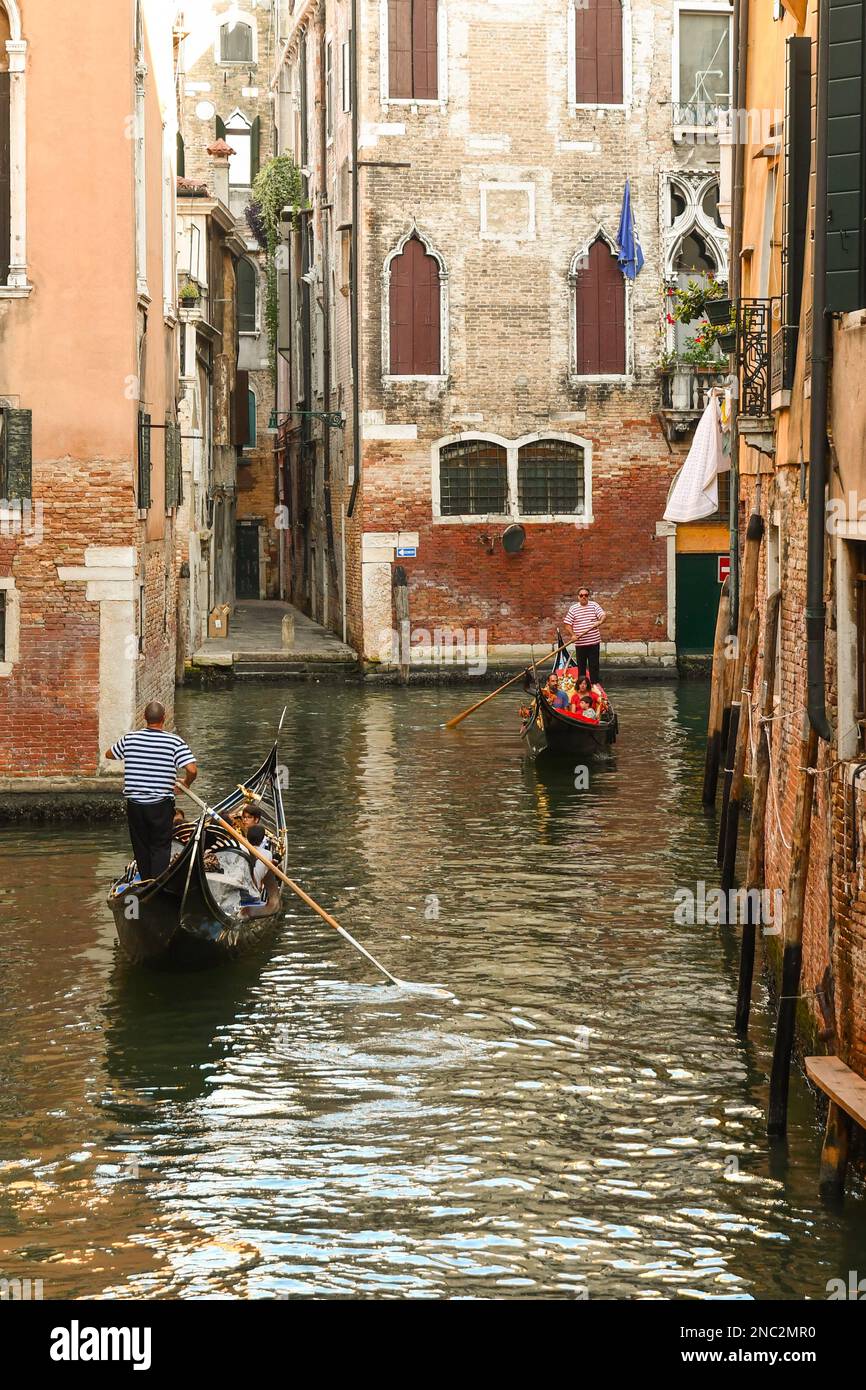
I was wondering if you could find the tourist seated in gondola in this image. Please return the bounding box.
[239,802,272,850]
[579,695,600,722]
[239,824,279,919]
[544,672,571,711]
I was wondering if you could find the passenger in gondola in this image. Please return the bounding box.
[240,803,272,852]
[579,695,600,722]
[239,824,279,919]
[544,672,571,711]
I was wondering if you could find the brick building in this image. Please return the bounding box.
[176,0,281,637]
[734,0,866,1085]
[272,0,733,666]
[0,0,181,785]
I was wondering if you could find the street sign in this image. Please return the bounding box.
[718,554,730,583]
[396,546,417,558]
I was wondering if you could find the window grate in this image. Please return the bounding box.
[517,440,584,515]
[440,440,508,516]
[0,590,5,663]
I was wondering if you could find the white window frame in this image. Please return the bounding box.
[382,223,449,383]
[566,0,632,113]
[0,1,28,295]
[342,39,352,113]
[379,0,448,110]
[215,9,258,66]
[237,255,260,335]
[432,431,594,526]
[479,182,536,243]
[246,383,257,449]
[672,2,734,136]
[225,108,253,187]
[568,228,633,383]
[326,38,334,144]
[0,575,20,676]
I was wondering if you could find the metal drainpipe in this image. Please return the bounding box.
[728,0,749,633]
[346,0,361,519]
[806,0,833,742]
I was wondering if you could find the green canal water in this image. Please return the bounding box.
[1,681,864,1300]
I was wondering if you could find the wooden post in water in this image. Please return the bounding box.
[393,566,410,685]
[819,1102,851,1196]
[718,511,765,864]
[736,589,781,1033]
[767,720,819,1136]
[720,607,760,893]
[702,578,731,807]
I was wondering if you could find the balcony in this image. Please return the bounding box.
[659,364,729,441]
[671,100,730,145]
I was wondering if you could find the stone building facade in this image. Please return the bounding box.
[177,0,280,632]
[736,0,866,1080]
[273,0,733,666]
[0,0,181,787]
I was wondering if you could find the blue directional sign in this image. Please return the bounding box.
[396,546,417,558]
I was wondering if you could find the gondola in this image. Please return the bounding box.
[520,633,619,757]
[108,742,287,970]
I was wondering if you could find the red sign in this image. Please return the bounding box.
[718,555,731,583]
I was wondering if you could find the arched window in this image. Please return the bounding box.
[574,0,623,105]
[0,0,27,293]
[439,439,508,517]
[518,439,585,516]
[238,257,257,333]
[221,18,254,63]
[573,237,626,375]
[224,110,253,186]
[388,233,442,376]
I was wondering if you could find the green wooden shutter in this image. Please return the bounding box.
[165,420,181,510]
[4,408,32,500]
[781,37,812,387]
[137,410,152,510]
[250,116,261,180]
[216,114,226,142]
[826,0,866,313]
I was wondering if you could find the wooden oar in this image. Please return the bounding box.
[443,642,571,729]
[175,782,451,997]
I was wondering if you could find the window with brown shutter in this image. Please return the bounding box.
[575,0,623,105]
[574,238,626,375]
[389,235,441,376]
[388,0,438,100]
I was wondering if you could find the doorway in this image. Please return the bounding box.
[236,522,261,600]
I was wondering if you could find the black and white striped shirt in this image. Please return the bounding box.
[110,729,196,804]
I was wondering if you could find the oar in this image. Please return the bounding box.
[443,642,572,730]
[175,781,451,998]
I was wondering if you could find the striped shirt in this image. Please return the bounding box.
[564,600,605,646]
[110,729,196,803]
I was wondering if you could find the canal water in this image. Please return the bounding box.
[1,681,864,1301]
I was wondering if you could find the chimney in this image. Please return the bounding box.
[207,139,235,207]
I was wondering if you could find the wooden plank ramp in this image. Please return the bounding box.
[805,1056,866,1196]
[805,1056,866,1127]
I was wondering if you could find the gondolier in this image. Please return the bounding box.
[105,701,198,882]
[564,587,606,684]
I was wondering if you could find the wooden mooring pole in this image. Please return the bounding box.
[702,578,731,807]
[718,511,765,865]
[735,589,781,1033]
[720,606,760,893]
[767,720,819,1137]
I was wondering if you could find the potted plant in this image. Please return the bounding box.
[179,281,200,307]
[670,276,729,325]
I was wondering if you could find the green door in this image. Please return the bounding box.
[236,523,260,600]
[676,553,725,653]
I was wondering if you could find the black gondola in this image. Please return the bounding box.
[520,633,619,757]
[108,742,287,970]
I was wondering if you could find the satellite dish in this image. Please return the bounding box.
[502,524,526,554]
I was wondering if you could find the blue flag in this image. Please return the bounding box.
[616,179,644,281]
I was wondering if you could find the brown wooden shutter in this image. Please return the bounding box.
[575,0,623,105]
[413,0,439,100]
[0,73,10,282]
[388,0,413,98]
[250,116,261,180]
[390,236,440,375]
[575,239,625,374]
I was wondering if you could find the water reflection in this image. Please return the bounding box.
[0,681,864,1299]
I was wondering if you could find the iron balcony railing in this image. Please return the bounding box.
[738,298,778,418]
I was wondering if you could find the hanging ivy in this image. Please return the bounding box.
[247,155,304,383]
